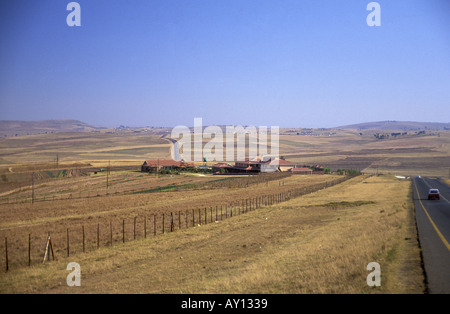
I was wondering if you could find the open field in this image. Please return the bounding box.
[279,129,450,177]
[0,127,444,293]
[0,172,344,270]
[2,128,449,177]
[0,130,171,167]
[0,174,424,293]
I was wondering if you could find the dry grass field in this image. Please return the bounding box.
[0,172,341,270]
[0,127,444,293]
[0,174,424,293]
[2,128,450,177]
[0,130,171,167]
[280,129,450,178]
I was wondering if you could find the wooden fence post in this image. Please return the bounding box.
[110,221,113,247]
[144,216,147,239]
[97,224,100,249]
[42,232,55,263]
[134,217,137,240]
[67,228,70,257]
[162,214,165,234]
[123,219,125,243]
[28,234,31,266]
[82,226,85,253]
[5,237,8,272]
[154,214,156,236]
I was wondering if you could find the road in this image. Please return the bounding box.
[164,137,181,161]
[413,177,450,293]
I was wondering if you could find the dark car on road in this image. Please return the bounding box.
[428,189,440,200]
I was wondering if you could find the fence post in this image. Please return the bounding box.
[123,219,125,243]
[97,224,100,249]
[82,226,85,253]
[67,228,70,257]
[162,214,165,234]
[28,234,31,266]
[110,221,113,247]
[144,216,147,239]
[154,215,156,236]
[5,237,8,272]
[134,217,137,240]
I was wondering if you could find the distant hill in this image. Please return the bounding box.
[0,119,103,137]
[336,121,450,131]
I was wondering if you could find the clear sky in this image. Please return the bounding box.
[0,0,449,128]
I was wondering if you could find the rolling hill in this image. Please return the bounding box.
[336,121,450,131]
[0,119,103,137]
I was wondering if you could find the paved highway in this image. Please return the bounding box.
[413,177,450,293]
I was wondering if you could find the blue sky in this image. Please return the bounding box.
[0,0,449,128]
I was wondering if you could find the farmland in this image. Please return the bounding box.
[0,170,344,270]
[1,126,448,293]
[0,174,424,294]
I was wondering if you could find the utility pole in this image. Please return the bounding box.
[106,160,110,189]
[31,172,35,204]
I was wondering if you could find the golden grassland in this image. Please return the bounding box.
[0,173,341,270]
[0,131,171,168]
[281,130,450,177]
[0,174,424,293]
[1,129,450,177]
[0,128,441,293]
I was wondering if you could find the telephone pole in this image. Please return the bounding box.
[31,172,35,204]
[106,160,110,189]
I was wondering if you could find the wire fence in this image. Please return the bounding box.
[1,175,356,272]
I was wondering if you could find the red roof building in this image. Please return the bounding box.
[141,160,195,172]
